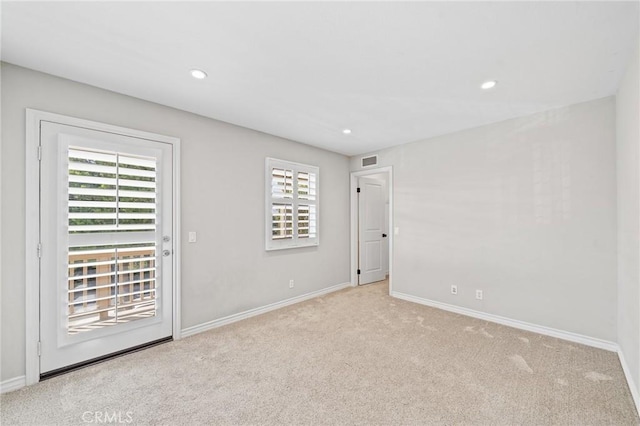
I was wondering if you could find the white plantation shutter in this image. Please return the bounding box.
[68,148,157,233]
[66,147,159,333]
[271,168,294,199]
[266,158,319,250]
[271,203,294,239]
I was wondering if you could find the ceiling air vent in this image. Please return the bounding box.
[361,155,378,168]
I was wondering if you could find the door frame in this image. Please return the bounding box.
[350,166,393,292]
[25,109,182,385]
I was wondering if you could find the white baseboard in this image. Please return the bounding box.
[391,291,618,352]
[618,348,640,415]
[1,375,26,394]
[181,282,352,338]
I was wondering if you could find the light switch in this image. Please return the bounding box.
[394,227,399,236]
[188,232,197,243]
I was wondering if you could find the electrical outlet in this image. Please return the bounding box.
[451,285,458,295]
[289,279,295,289]
[476,290,483,300]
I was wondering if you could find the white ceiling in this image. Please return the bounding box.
[2,1,638,156]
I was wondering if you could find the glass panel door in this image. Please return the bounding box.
[40,121,173,374]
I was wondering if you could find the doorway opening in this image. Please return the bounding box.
[350,166,393,293]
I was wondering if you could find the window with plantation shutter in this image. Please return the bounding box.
[66,147,159,333]
[68,148,157,233]
[266,158,319,250]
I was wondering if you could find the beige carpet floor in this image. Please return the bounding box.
[2,280,639,425]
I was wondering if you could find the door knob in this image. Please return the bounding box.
[382,233,387,238]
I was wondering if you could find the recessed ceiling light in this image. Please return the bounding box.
[190,69,207,80]
[481,80,497,90]
[342,129,352,135]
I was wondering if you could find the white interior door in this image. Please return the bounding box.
[358,177,386,285]
[39,121,174,374]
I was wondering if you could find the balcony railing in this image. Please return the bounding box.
[67,246,157,335]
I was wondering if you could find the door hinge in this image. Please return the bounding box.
[37,146,42,161]
[357,269,361,275]
[37,243,42,258]
[37,341,41,357]
[357,187,361,193]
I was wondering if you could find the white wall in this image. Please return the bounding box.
[616,38,640,399]
[351,97,617,341]
[0,63,351,382]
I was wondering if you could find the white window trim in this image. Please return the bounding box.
[265,157,319,251]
